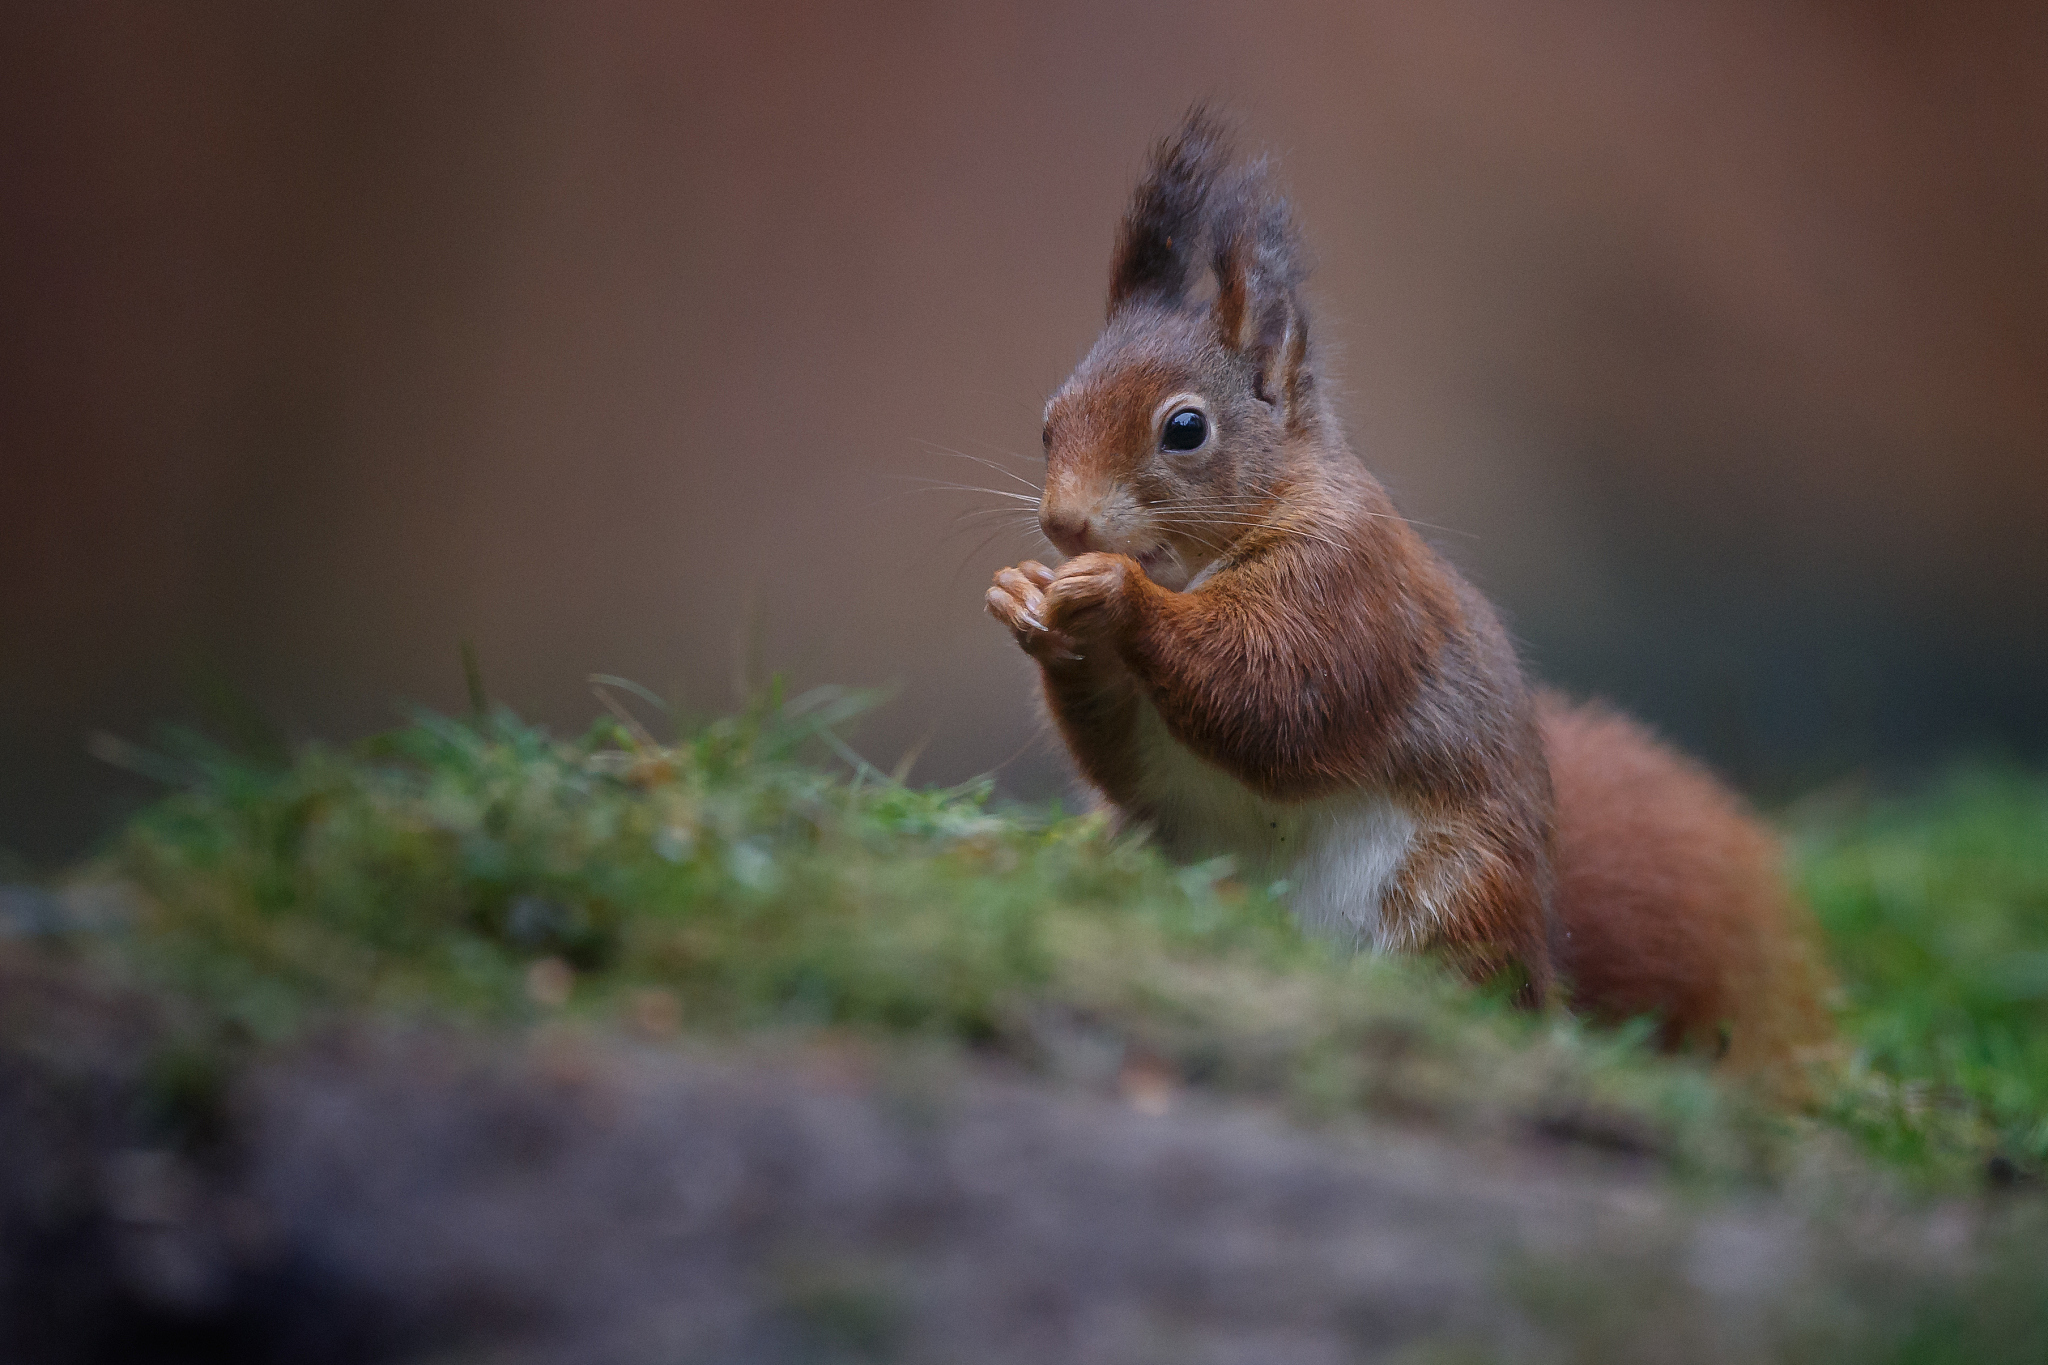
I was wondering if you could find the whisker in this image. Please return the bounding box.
[1152,489,1401,516]
[884,475,1040,496]
[880,477,1042,505]
[931,528,1039,559]
[1146,516,1356,555]
[911,441,1045,494]
[862,490,1025,518]
[1396,518,1478,541]
[1148,502,1475,541]
[1161,499,1275,506]
[975,718,1056,779]
[947,501,1043,518]
[959,435,1045,469]
[1149,514,1345,537]
[949,507,1044,529]
[951,524,1032,585]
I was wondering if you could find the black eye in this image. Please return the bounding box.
[1161,407,1207,452]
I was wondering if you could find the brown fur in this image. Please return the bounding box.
[986,110,1832,1093]
[1543,695,1836,1093]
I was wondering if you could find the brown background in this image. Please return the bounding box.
[4,1,2046,867]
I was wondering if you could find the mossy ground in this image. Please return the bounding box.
[89,688,1767,1175]
[69,689,2048,1187]
[1791,767,2048,1181]
[21,689,2048,1360]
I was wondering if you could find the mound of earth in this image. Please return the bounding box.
[0,945,2024,1365]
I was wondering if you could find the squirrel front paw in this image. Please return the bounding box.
[987,560,1081,663]
[1041,552,1138,642]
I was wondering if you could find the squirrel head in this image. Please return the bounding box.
[1039,109,1321,590]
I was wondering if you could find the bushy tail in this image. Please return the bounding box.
[1540,694,1838,1103]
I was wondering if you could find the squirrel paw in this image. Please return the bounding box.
[987,561,1081,663]
[1042,552,1135,640]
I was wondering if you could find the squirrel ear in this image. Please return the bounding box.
[1211,171,1314,428]
[1107,107,1233,315]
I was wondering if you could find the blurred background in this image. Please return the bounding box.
[4,0,2045,868]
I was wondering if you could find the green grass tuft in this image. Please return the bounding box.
[39,694,2048,1358]
[1793,767,2048,1178]
[94,692,1773,1177]
[71,690,2048,1188]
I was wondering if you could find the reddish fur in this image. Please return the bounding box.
[1016,355,1557,995]
[986,111,1832,1094]
[1543,696,1835,1093]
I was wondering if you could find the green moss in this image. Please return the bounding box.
[1793,767,2048,1177]
[50,698,2048,1357]
[93,692,1768,1177]
[81,687,2048,1188]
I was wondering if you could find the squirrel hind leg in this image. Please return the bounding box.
[1539,694,1836,1103]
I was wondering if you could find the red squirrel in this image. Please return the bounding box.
[985,112,1832,1091]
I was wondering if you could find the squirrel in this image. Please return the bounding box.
[985,110,1832,1093]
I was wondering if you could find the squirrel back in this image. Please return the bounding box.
[986,110,1831,1092]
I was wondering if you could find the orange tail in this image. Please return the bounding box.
[1540,694,1836,1100]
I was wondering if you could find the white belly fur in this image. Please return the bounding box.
[1129,698,1416,950]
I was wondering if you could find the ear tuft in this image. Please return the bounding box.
[1107,106,1235,316]
[1210,162,1315,426]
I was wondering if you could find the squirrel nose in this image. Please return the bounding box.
[1041,508,1096,556]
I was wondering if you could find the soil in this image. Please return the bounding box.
[0,945,1994,1364]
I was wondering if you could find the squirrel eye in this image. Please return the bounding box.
[1160,407,1207,452]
